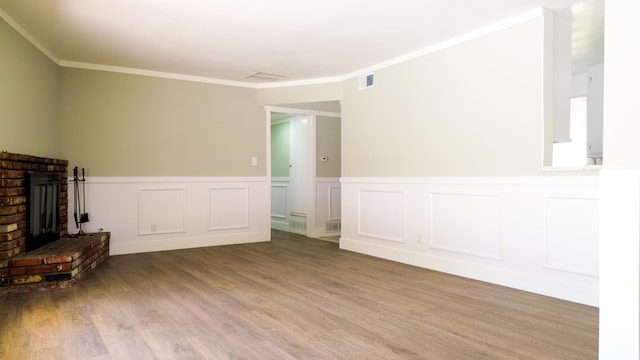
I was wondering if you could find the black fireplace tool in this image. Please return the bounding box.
[73,166,89,234]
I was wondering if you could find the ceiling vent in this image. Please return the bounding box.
[247,72,289,81]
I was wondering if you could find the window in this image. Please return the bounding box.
[552,97,588,166]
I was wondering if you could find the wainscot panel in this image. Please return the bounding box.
[271,177,342,238]
[340,176,599,306]
[271,178,289,232]
[314,178,341,238]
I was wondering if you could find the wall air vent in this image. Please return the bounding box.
[358,73,375,90]
[247,72,289,81]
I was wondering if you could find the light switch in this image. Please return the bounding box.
[251,157,257,166]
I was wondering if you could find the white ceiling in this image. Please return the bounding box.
[0,0,603,89]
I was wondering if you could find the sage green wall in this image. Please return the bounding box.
[57,68,264,176]
[0,17,59,158]
[258,82,342,106]
[316,116,341,178]
[271,121,290,177]
[341,18,546,177]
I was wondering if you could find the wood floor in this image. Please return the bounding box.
[0,230,598,359]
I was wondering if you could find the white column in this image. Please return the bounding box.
[599,170,640,359]
[599,0,640,358]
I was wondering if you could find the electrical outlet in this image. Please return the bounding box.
[417,233,423,244]
[150,224,158,233]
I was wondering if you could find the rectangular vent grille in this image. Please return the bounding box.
[325,220,341,233]
[247,72,289,81]
[289,213,307,231]
[358,73,375,90]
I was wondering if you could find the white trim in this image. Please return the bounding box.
[254,76,345,89]
[110,231,269,255]
[316,177,341,182]
[308,114,319,238]
[73,176,267,184]
[266,106,341,118]
[341,176,599,186]
[265,108,272,240]
[342,9,543,81]
[58,62,344,89]
[0,8,60,64]
[538,165,602,172]
[60,61,255,88]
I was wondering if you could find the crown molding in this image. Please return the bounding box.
[0,8,60,64]
[4,8,543,90]
[58,60,256,88]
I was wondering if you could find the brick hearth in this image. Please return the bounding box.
[0,151,109,292]
[8,232,110,292]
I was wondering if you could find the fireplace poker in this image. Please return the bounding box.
[73,166,89,234]
[73,166,79,229]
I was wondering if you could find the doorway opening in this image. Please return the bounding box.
[266,105,341,241]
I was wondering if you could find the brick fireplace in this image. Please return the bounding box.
[0,152,109,292]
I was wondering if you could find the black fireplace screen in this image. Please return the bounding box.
[26,173,60,252]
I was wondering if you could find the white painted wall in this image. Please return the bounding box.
[572,72,588,97]
[68,177,270,255]
[340,176,599,306]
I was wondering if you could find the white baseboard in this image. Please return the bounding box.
[340,236,598,306]
[270,221,290,232]
[110,231,270,255]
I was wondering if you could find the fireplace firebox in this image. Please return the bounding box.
[26,173,60,252]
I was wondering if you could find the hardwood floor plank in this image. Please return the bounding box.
[0,229,598,359]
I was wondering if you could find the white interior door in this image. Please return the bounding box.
[288,115,313,218]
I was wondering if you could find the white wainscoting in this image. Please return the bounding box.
[430,192,503,260]
[544,195,599,276]
[358,189,405,243]
[68,177,269,255]
[271,177,342,238]
[208,186,250,231]
[271,178,290,232]
[340,176,600,306]
[315,178,341,238]
[138,187,187,235]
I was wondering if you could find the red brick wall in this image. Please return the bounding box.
[0,152,68,283]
